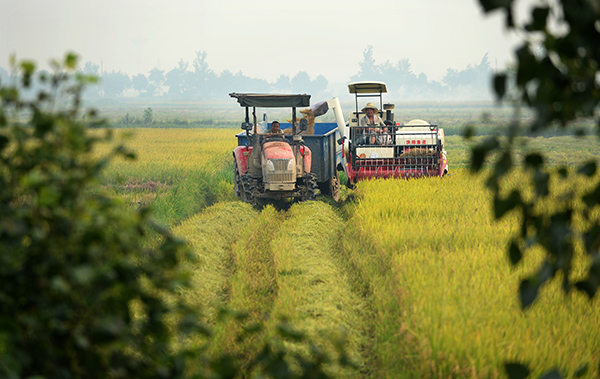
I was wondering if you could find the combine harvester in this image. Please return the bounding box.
[343,81,448,187]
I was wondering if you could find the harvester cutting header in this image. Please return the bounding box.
[342,81,448,186]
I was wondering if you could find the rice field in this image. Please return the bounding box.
[96,127,599,378]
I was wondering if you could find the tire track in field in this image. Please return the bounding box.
[172,201,258,323]
[181,199,370,377]
[265,201,369,378]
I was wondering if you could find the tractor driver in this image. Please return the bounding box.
[359,103,387,145]
[268,121,283,134]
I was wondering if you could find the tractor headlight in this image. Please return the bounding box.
[266,160,275,172]
[287,159,294,171]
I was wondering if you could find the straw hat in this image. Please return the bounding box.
[361,102,378,113]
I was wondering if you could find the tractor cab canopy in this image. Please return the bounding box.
[348,81,387,114]
[229,93,311,136]
[229,93,310,108]
[348,81,387,94]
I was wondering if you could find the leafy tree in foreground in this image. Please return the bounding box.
[473,1,599,377]
[0,53,201,378]
[0,54,353,379]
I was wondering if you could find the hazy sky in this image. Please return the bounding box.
[2,0,529,84]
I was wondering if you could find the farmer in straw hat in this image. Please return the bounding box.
[359,102,388,145]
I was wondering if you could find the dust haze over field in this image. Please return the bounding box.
[2,0,532,86]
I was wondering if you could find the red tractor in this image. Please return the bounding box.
[231,93,318,205]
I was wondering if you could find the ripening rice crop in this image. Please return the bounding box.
[342,169,600,378]
[92,128,238,224]
[92,127,600,377]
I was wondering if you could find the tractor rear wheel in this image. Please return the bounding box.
[301,173,318,202]
[240,175,256,206]
[234,160,241,199]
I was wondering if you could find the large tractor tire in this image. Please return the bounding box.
[240,175,256,206]
[318,173,341,202]
[301,173,318,202]
[234,160,241,199]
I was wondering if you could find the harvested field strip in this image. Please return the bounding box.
[172,201,257,323]
[189,201,369,377]
[207,205,281,368]
[264,201,369,378]
[344,171,600,378]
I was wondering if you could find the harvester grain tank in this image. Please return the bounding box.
[343,81,448,186]
[230,93,346,204]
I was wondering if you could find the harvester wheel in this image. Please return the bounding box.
[329,173,341,202]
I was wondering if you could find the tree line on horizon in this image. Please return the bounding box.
[0,46,495,102]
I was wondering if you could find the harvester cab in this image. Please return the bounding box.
[344,81,448,186]
[230,93,318,205]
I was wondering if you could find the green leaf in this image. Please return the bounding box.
[20,60,36,87]
[574,363,589,377]
[0,108,6,126]
[51,276,72,294]
[516,46,538,86]
[533,170,550,197]
[538,369,562,379]
[557,166,568,178]
[494,150,513,177]
[519,278,539,309]
[524,153,544,170]
[0,135,8,152]
[478,0,513,13]
[65,52,78,70]
[493,73,507,99]
[582,182,600,207]
[577,160,597,177]
[470,136,499,173]
[38,185,60,207]
[276,321,305,342]
[463,125,475,140]
[525,7,550,31]
[508,240,523,265]
[575,279,598,298]
[575,254,600,298]
[583,224,600,253]
[504,362,530,379]
[494,190,522,219]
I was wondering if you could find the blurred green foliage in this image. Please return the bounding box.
[0,54,351,379]
[474,1,600,377]
[0,53,203,378]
